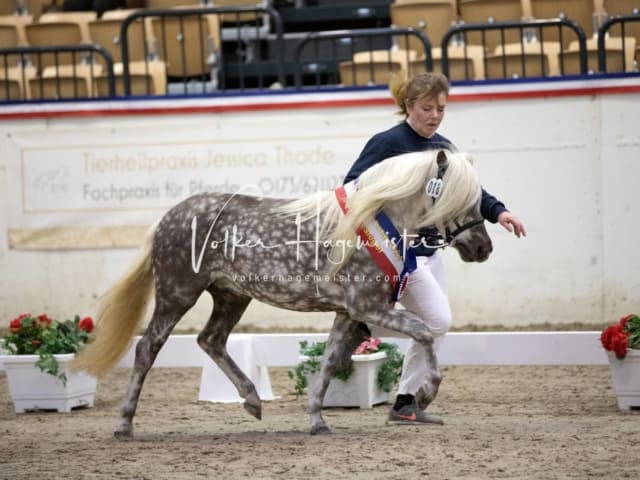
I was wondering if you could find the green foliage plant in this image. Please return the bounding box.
[288,338,404,397]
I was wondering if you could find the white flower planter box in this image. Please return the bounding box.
[1,353,97,413]
[607,349,640,410]
[304,351,391,409]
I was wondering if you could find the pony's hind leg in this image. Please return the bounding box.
[116,295,199,438]
[196,287,260,419]
[308,312,362,435]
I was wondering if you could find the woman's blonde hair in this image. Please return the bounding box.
[389,71,450,116]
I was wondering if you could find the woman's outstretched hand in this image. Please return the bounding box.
[498,211,526,238]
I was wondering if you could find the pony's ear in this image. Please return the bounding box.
[436,150,449,170]
[427,151,448,199]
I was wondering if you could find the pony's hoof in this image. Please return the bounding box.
[113,429,133,440]
[415,388,431,410]
[243,400,262,420]
[310,425,332,435]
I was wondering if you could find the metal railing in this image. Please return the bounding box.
[120,5,285,95]
[292,27,432,88]
[441,18,588,80]
[0,44,115,101]
[598,13,640,73]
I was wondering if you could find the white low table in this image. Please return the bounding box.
[198,334,276,402]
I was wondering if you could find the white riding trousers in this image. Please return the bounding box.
[396,252,451,395]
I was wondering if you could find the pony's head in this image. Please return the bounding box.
[441,193,493,262]
[417,150,493,263]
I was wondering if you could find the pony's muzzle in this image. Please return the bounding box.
[452,236,493,262]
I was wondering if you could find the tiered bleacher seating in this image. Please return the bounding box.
[386,0,483,81]
[390,0,458,52]
[562,35,636,74]
[95,59,166,95]
[0,0,638,100]
[38,10,96,42]
[88,12,149,66]
[412,43,485,80]
[25,17,86,70]
[458,0,528,52]
[29,63,102,99]
[0,64,36,100]
[338,48,416,86]
[20,11,109,99]
[89,10,166,95]
[484,39,561,78]
[0,14,32,48]
[151,14,213,79]
[530,0,598,43]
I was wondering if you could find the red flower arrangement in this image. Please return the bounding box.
[2,313,94,384]
[601,313,640,359]
[354,337,382,355]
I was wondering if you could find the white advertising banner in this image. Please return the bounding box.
[8,131,363,223]
[5,111,389,248]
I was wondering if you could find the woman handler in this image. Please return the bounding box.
[344,72,526,424]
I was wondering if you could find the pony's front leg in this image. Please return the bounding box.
[308,313,361,435]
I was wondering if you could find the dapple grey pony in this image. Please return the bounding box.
[72,149,492,436]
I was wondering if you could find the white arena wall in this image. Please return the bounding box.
[0,77,639,332]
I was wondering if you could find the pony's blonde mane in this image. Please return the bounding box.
[279,150,480,270]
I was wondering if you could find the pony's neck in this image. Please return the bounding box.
[382,189,429,236]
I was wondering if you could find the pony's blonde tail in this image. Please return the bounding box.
[71,222,157,377]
